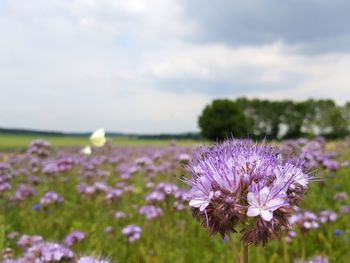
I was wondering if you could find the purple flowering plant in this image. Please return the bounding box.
[187,139,311,262]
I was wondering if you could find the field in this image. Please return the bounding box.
[1,135,350,263]
[0,134,201,152]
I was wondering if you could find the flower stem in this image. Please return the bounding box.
[228,234,241,263]
[243,244,248,263]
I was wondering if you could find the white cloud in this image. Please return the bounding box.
[142,41,350,103]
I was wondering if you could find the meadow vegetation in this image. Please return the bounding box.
[0,136,349,262]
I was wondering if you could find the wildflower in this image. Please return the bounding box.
[23,242,74,262]
[334,229,343,236]
[7,232,19,240]
[187,139,310,246]
[77,256,110,263]
[0,182,11,192]
[122,225,142,243]
[294,255,328,263]
[339,205,350,214]
[2,248,13,260]
[247,187,285,221]
[318,210,337,223]
[12,184,36,202]
[63,231,86,247]
[32,203,41,211]
[139,205,163,220]
[334,192,348,201]
[105,189,123,203]
[17,235,43,250]
[105,226,114,234]
[114,211,127,219]
[27,139,51,158]
[40,191,64,206]
[178,153,191,164]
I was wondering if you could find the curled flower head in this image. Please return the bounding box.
[187,139,310,246]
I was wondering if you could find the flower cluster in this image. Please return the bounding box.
[122,225,142,243]
[63,231,86,247]
[5,234,110,263]
[27,139,51,158]
[40,191,64,206]
[187,139,310,246]
[284,208,338,242]
[280,138,339,171]
[139,205,163,220]
[294,255,328,263]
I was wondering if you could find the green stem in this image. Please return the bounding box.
[228,234,241,263]
[301,232,305,259]
[243,244,248,263]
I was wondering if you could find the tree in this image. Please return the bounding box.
[311,99,347,138]
[237,98,286,139]
[340,102,350,133]
[198,99,252,140]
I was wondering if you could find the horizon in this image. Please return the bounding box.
[0,125,199,135]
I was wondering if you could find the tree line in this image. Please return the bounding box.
[198,98,350,140]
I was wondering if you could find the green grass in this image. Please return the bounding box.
[0,134,205,152]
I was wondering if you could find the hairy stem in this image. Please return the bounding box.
[243,244,248,263]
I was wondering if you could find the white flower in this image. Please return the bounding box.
[247,187,285,221]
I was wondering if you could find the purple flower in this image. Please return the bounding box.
[40,191,64,206]
[105,189,123,202]
[24,242,74,262]
[294,256,328,263]
[63,230,86,247]
[32,203,41,211]
[114,211,127,219]
[77,256,110,263]
[12,184,36,201]
[340,205,350,214]
[139,205,163,220]
[146,191,165,202]
[334,192,348,201]
[17,234,43,250]
[27,139,51,158]
[334,229,343,236]
[0,182,12,192]
[188,176,213,212]
[187,139,310,246]
[122,225,142,243]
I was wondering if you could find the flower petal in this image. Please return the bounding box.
[266,197,285,211]
[247,207,260,217]
[260,209,273,221]
[189,198,209,210]
[259,187,270,204]
[247,192,258,207]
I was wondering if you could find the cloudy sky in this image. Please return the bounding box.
[1,0,350,133]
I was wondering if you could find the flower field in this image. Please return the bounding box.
[1,137,350,262]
